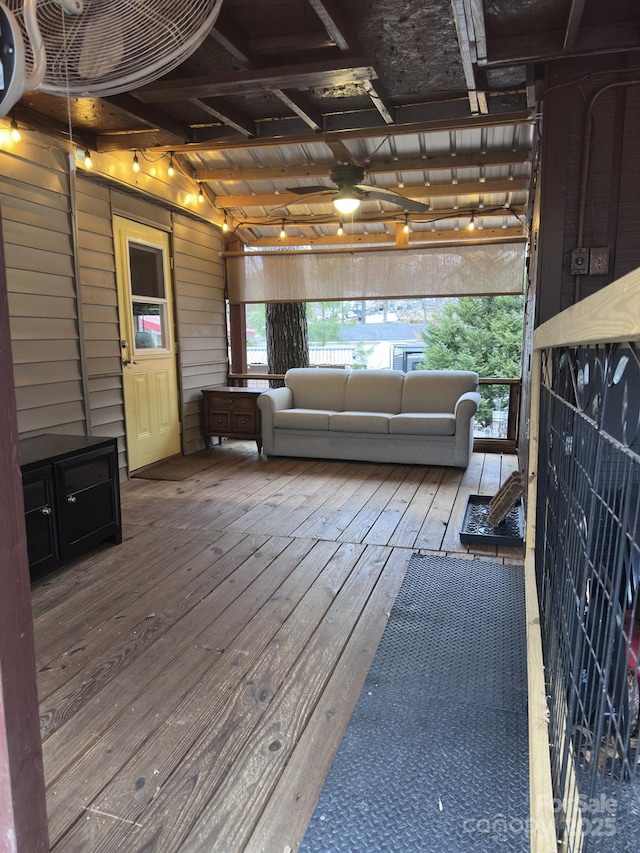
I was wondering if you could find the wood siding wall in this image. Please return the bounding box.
[0,144,86,439]
[1,147,227,475]
[172,214,227,455]
[76,179,125,472]
[536,54,640,324]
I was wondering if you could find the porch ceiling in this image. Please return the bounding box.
[10,0,640,249]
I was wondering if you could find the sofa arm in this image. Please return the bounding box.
[257,387,293,455]
[258,386,293,414]
[454,391,481,426]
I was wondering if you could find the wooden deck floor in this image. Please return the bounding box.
[32,445,524,852]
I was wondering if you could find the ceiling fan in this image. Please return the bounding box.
[285,164,431,214]
[0,0,223,117]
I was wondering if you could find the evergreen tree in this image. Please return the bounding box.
[420,296,523,427]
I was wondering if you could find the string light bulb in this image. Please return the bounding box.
[468,214,475,231]
[132,151,140,173]
[337,221,344,236]
[222,214,229,233]
[403,215,410,235]
[279,220,286,239]
[167,154,175,177]
[198,184,204,203]
[83,149,93,169]
[10,119,21,142]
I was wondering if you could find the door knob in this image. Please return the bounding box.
[122,358,139,366]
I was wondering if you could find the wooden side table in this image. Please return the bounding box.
[201,386,263,453]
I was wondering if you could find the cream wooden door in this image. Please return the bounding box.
[114,217,181,471]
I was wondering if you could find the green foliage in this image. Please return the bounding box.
[420,296,524,426]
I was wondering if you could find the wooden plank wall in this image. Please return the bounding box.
[172,213,227,455]
[76,178,126,473]
[2,146,227,471]
[0,144,86,438]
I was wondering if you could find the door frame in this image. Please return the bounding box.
[113,216,182,471]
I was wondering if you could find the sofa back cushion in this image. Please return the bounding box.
[344,369,405,413]
[285,368,349,411]
[401,370,479,413]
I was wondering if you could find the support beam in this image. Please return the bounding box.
[197,149,531,182]
[249,226,524,248]
[133,59,378,103]
[104,95,192,141]
[95,105,532,153]
[0,211,49,853]
[191,99,256,137]
[214,179,528,209]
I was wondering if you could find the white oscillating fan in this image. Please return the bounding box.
[0,0,224,117]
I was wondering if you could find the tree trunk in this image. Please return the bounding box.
[266,302,309,387]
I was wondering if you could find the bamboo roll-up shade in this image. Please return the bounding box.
[226,244,526,304]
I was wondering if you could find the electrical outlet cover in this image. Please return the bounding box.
[589,247,610,275]
[570,248,589,275]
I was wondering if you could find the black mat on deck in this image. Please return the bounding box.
[299,553,529,853]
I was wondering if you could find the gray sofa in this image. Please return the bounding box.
[257,368,481,467]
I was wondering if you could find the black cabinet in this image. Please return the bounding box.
[20,434,122,580]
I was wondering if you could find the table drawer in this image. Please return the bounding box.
[207,411,231,431]
[232,412,257,432]
[208,393,256,411]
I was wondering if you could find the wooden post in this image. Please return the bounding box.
[525,349,557,853]
[0,213,49,849]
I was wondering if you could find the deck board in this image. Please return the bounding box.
[33,447,524,852]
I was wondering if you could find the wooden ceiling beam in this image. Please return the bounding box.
[563,0,587,51]
[216,179,528,208]
[228,204,525,227]
[132,58,378,103]
[247,227,525,248]
[485,22,640,66]
[249,32,335,53]
[307,0,359,52]
[207,12,260,66]
[273,90,323,131]
[191,99,256,137]
[95,107,532,154]
[308,0,395,124]
[197,150,531,182]
[104,94,192,141]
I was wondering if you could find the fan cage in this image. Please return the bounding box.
[8,0,223,97]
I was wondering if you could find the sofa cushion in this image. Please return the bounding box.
[401,370,479,413]
[344,369,404,413]
[274,409,332,430]
[329,412,391,434]
[285,368,349,411]
[390,413,456,436]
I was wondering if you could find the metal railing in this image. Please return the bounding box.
[527,268,640,853]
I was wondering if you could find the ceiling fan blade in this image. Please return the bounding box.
[357,186,430,213]
[286,185,335,195]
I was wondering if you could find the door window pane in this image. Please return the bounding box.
[129,243,165,299]
[133,301,167,350]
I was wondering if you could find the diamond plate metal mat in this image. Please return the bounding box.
[299,553,529,853]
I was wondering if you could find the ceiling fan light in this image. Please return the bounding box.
[333,192,360,215]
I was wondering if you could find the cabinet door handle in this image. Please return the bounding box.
[67,495,77,504]
[41,506,52,515]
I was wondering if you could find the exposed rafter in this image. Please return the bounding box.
[196,150,531,183]
[132,59,378,103]
[250,226,524,248]
[214,180,528,210]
